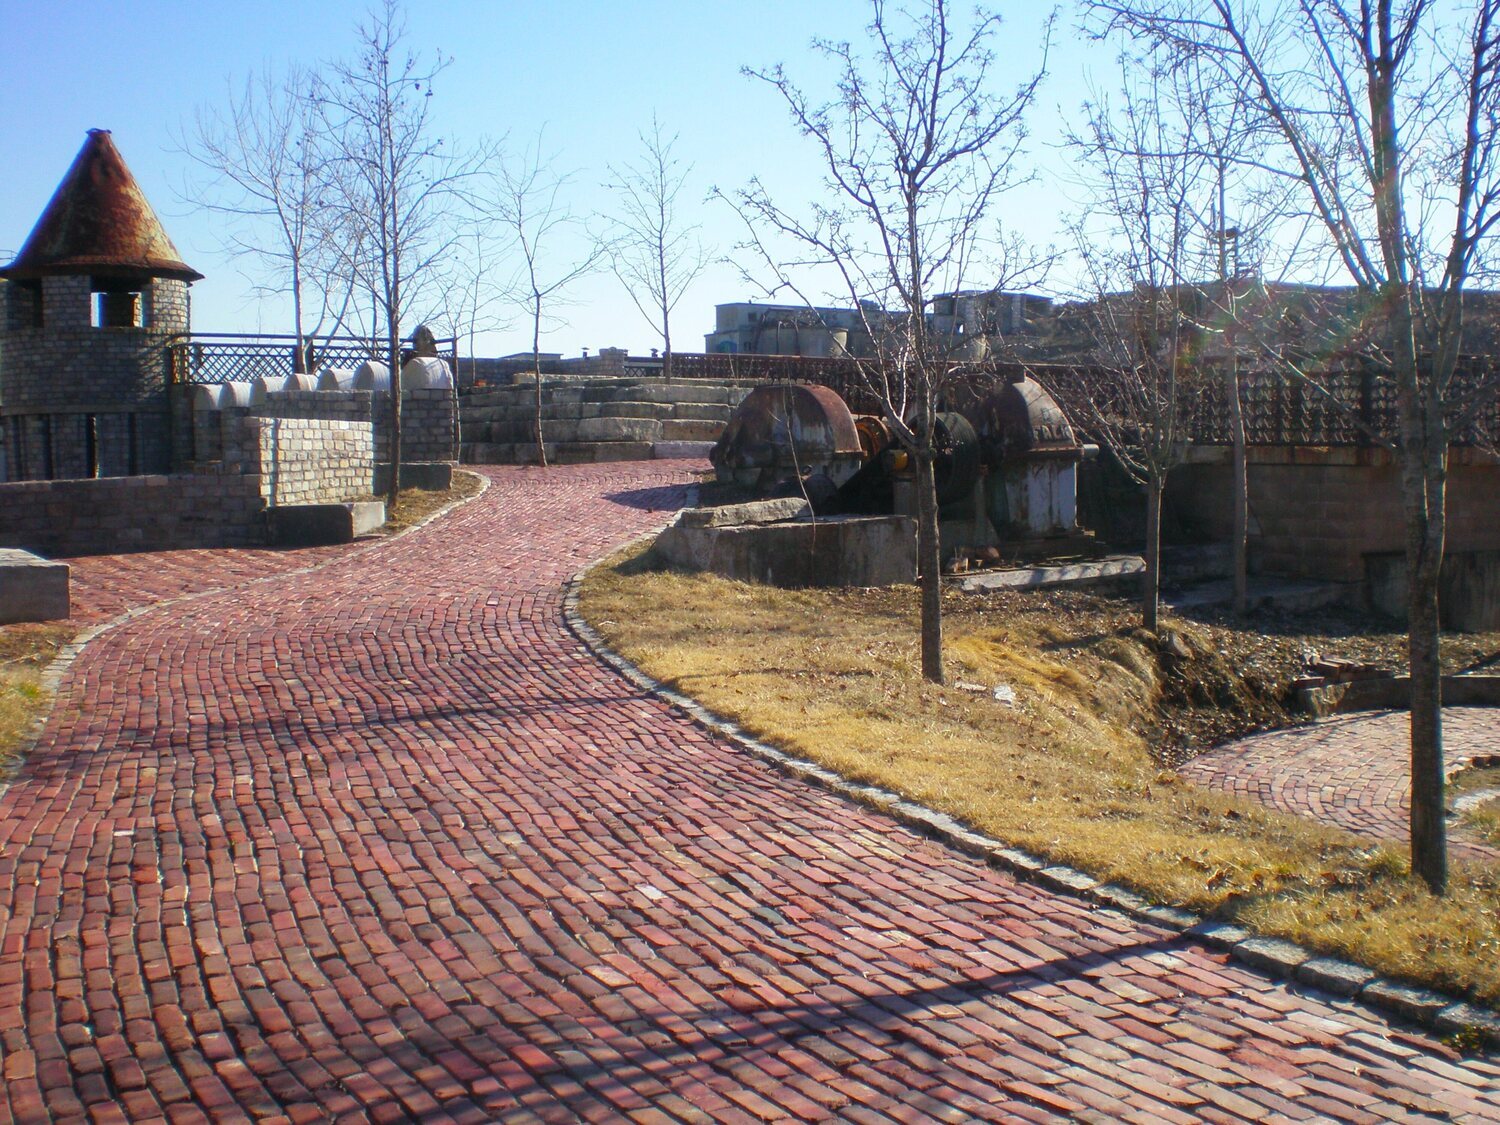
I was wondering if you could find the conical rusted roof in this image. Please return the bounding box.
[1,129,202,282]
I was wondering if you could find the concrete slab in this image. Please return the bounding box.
[680,498,811,528]
[957,554,1145,594]
[0,548,70,624]
[655,514,916,588]
[653,441,716,461]
[268,502,386,547]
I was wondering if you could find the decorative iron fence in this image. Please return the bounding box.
[656,352,1500,448]
[166,332,459,386]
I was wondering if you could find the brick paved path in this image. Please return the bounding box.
[1183,709,1500,863]
[2,464,1498,1124]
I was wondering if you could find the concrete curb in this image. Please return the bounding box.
[564,532,1500,1050]
[1,470,491,794]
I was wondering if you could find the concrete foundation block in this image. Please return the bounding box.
[0,549,70,624]
[653,441,716,461]
[659,418,726,443]
[654,515,917,588]
[268,501,386,547]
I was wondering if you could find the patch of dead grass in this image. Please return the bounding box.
[0,622,75,771]
[376,471,484,536]
[581,546,1500,1004]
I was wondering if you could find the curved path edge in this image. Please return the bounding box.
[563,551,1500,1049]
[0,472,491,798]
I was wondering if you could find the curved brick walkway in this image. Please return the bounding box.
[1183,709,1500,863]
[2,464,1498,1124]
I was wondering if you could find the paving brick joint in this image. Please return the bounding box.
[1,463,1497,1123]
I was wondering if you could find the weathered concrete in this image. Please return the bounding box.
[679,496,811,528]
[655,513,917,587]
[1297,673,1500,716]
[267,500,385,546]
[0,548,69,623]
[957,553,1145,593]
[651,440,715,460]
[1368,548,1500,631]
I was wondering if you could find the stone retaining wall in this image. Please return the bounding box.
[1169,448,1500,583]
[0,470,267,555]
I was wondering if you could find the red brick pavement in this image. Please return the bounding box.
[1183,709,1500,863]
[2,462,1497,1124]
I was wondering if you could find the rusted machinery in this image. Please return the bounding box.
[710,384,867,493]
[711,376,1093,557]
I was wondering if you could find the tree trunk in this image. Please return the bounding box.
[532,302,548,468]
[1227,359,1248,614]
[1142,475,1163,633]
[385,318,401,508]
[1402,436,1448,894]
[662,317,673,384]
[915,451,944,684]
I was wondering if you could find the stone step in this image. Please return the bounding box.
[671,402,734,422]
[659,418,726,443]
[461,441,658,465]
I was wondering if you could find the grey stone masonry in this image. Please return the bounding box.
[371,387,459,466]
[0,276,188,480]
[246,417,374,506]
[460,375,755,464]
[0,471,267,555]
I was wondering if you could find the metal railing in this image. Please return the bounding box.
[167,332,459,386]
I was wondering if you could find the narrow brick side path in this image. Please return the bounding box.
[2,464,1498,1124]
[1183,709,1500,863]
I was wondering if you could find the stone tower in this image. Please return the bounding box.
[0,129,202,481]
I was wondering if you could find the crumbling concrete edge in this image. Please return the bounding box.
[564,543,1500,1050]
[1,469,492,794]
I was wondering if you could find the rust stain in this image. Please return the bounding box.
[1,129,202,282]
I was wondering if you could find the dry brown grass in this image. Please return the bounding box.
[377,471,485,536]
[0,622,75,771]
[581,546,1500,1004]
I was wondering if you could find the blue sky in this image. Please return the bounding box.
[1,2,1082,357]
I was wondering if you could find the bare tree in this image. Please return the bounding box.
[1050,51,1275,628]
[1096,0,1500,894]
[437,224,510,388]
[488,134,606,467]
[1048,64,1210,631]
[606,115,711,382]
[728,0,1048,684]
[180,65,334,362]
[315,0,473,504]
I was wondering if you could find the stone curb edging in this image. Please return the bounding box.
[563,527,1500,1050]
[1,470,491,794]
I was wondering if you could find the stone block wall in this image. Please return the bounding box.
[1168,448,1500,582]
[240,417,374,506]
[0,276,188,481]
[0,470,267,556]
[372,387,458,465]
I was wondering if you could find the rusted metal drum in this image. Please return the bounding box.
[853,414,894,460]
[966,376,1079,464]
[711,383,867,491]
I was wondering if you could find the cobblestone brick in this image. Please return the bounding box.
[1,463,1496,1121]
